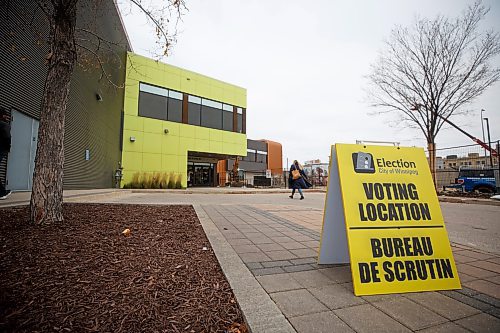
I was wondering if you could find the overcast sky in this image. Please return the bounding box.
[118,0,500,165]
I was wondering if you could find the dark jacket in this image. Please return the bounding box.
[289,164,310,189]
[0,120,11,154]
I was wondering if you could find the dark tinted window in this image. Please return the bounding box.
[188,102,201,126]
[138,91,167,120]
[244,150,256,162]
[237,113,243,133]
[201,105,222,129]
[167,98,182,122]
[256,152,267,164]
[223,110,233,131]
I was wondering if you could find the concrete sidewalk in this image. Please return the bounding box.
[1,190,499,332]
[199,204,500,333]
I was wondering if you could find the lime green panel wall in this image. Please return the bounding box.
[121,52,247,188]
[125,52,246,108]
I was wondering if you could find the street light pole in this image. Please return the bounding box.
[481,109,487,160]
[483,117,493,167]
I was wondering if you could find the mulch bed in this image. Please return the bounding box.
[0,204,246,333]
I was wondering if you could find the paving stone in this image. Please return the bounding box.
[232,244,262,254]
[334,303,410,333]
[454,253,479,263]
[372,297,447,330]
[458,250,495,260]
[239,251,271,263]
[289,311,355,333]
[223,232,246,239]
[318,265,353,283]
[257,243,285,252]
[485,275,500,285]
[227,238,253,246]
[302,240,320,248]
[283,264,315,273]
[289,235,315,242]
[256,273,302,293]
[465,279,500,299]
[252,267,285,276]
[473,292,500,308]
[270,289,328,317]
[457,287,480,297]
[417,322,470,333]
[289,248,318,258]
[404,292,480,320]
[487,257,500,265]
[485,307,500,320]
[468,261,500,274]
[245,262,263,270]
[458,272,480,283]
[250,237,275,245]
[289,270,334,288]
[362,293,404,303]
[457,263,498,279]
[261,260,293,268]
[439,290,494,312]
[309,284,366,310]
[246,232,266,239]
[272,236,295,243]
[290,257,317,265]
[280,241,307,250]
[455,313,500,333]
[266,250,297,261]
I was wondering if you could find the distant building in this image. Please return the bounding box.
[303,160,329,186]
[218,139,282,187]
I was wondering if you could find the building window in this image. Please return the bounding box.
[138,83,184,123]
[188,95,201,126]
[201,98,223,130]
[256,150,267,163]
[245,148,256,162]
[222,104,233,131]
[139,91,167,120]
[167,90,182,122]
[237,107,243,133]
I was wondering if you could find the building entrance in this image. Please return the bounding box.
[187,162,215,187]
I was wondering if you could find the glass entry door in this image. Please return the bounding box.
[187,162,215,187]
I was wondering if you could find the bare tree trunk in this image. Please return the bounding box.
[30,3,77,225]
[427,142,437,190]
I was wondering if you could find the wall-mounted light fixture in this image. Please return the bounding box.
[95,93,103,102]
[130,136,136,142]
[164,128,169,134]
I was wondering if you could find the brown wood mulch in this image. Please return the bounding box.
[0,204,247,333]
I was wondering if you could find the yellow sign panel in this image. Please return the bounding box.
[335,144,461,296]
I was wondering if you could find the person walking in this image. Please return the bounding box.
[0,107,12,200]
[288,160,310,200]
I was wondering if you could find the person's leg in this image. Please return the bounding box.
[298,188,304,199]
[289,188,295,198]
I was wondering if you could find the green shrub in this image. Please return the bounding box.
[167,172,176,189]
[159,172,169,189]
[175,173,183,189]
[151,172,161,189]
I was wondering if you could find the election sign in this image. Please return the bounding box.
[318,144,461,296]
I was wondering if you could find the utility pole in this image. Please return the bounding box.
[481,109,487,161]
[484,117,493,167]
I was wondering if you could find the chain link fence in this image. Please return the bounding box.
[426,140,500,191]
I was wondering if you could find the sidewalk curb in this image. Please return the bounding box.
[438,196,500,206]
[193,204,296,333]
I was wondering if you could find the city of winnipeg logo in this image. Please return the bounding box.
[352,152,375,173]
[352,152,419,175]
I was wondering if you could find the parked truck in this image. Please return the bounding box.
[447,167,499,194]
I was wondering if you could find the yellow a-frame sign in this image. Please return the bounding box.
[319,144,461,296]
